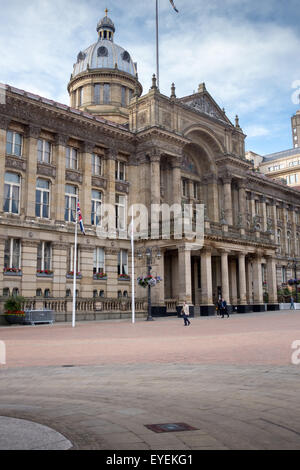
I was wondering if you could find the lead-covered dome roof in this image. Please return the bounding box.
[72,13,137,78]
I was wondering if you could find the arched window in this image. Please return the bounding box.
[66,289,71,297]
[12,288,19,297]
[123,291,128,298]
[44,289,50,298]
[93,290,98,298]
[287,231,291,255]
[36,289,42,297]
[99,290,105,298]
[3,288,10,297]
[118,290,122,298]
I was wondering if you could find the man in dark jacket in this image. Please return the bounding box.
[221,298,229,318]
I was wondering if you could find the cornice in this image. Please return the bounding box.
[135,126,190,146]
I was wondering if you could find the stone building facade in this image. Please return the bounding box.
[1,12,300,320]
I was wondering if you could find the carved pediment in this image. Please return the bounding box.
[183,95,226,122]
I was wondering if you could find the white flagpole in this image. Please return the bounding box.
[156,0,160,89]
[131,205,135,324]
[72,197,78,328]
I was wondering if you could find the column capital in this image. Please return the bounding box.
[25,124,41,139]
[105,146,118,160]
[55,133,69,147]
[202,173,218,185]
[82,141,95,154]
[222,175,232,185]
[0,115,11,130]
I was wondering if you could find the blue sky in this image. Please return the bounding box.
[0,0,300,155]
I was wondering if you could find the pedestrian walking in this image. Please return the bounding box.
[290,296,295,310]
[216,298,222,316]
[181,301,191,326]
[221,298,229,318]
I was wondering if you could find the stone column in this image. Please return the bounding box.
[21,240,39,297]
[229,258,238,304]
[238,253,247,304]
[200,248,213,305]
[151,249,165,306]
[105,247,118,298]
[238,181,246,227]
[252,254,263,304]
[178,244,192,304]
[246,258,253,304]
[105,147,117,236]
[266,255,278,304]
[52,242,68,298]
[222,176,233,225]
[79,244,94,298]
[171,159,182,206]
[204,174,219,223]
[260,195,267,232]
[150,152,161,205]
[81,141,94,227]
[54,134,68,223]
[0,237,5,295]
[24,125,40,219]
[0,117,10,214]
[221,250,230,303]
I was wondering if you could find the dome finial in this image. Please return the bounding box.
[105,8,109,16]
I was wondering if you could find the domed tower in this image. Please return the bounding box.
[68,10,143,124]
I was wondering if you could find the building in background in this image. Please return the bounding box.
[2,11,300,321]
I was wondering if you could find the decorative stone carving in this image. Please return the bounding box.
[82,141,95,153]
[5,156,26,172]
[25,124,41,139]
[92,176,107,189]
[65,169,83,183]
[0,115,11,130]
[37,163,56,179]
[183,95,225,122]
[115,182,129,194]
[181,155,195,173]
[55,133,69,147]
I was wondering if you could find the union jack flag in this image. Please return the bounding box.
[77,201,85,235]
[169,0,179,13]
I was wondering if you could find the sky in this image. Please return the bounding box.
[0,0,300,155]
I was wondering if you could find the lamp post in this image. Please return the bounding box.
[137,246,161,321]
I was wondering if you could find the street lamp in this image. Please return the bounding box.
[137,247,161,322]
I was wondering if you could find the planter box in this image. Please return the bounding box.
[66,274,82,279]
[93,275,107,281]
[118,277,130,282]
[36,273,54,278]
[3,271,22,277]
[5,310,54,325]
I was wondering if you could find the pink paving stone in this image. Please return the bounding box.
[0,311,300,368]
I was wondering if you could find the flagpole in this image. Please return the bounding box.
[131,205,135,324]
[72,197,78,328]
[156,0,160,89]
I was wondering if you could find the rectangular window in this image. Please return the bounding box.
[115,194,126,230]
[94,84,101,105]
[91,189,102,226]
[36,179,50,219]
[182,180,188,197]
[37,242,52,271]
[4,239,21,270]
[37,139,52,164]
[65,184,77,222]
[66,147,78,170]
[118,249,128,276]
[92,153,103,176]
[6,131,22,157]
[93,247,105,274]
[121,86,126,107]
[193,182,198,199]
[103,84,110,104]
[78,87,83,106]
[115,161,126,181]
[4,172,20,214]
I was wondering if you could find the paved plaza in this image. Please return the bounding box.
[0,310,300,450]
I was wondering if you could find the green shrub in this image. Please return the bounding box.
[4,295,25,313]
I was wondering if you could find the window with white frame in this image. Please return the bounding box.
[69,245,80,273]
[94,84,101,105]
[4,172,20,214]
[277,229,282,253]
[118,249,128,276]
[193,182,198,199]
[36,179,50,219]
[103,83,110,104]
[115,160,126,181]
[91,189,102,226]
[6,131,22,157]
[37,242,52,272]
[282,266,287,283]
[93,247,105,274]
[4,239,21,270]
[65,184,77,222]
[66,147,78,170]
[115,194,126,230]
[121,86,126,107]
[37,139,52,164]
[182,179,189,197]
[92,153,103,176]
[287,231,291,255]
